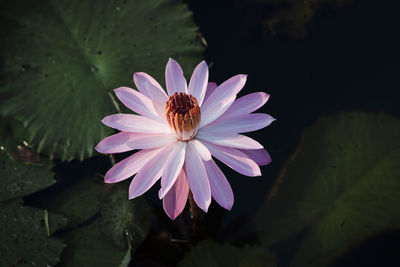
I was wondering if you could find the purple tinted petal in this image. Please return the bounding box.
[188,139,211,161]
[102,114,170,133]
[240,148,272,166]
[202,141,261,177]
[129,144,172,199]
[95,132,176,154]
[165,58,187,95]
[203,82,218,103]
[218,92,270,120]
[159,142,186,199]
[104,147,163,183]
[163,168,189,220]
[203,159,234,210]
[202,113,276,134]
[185,143,211,212]
[114,87,164,123]
[188,61,209,106]
[133,72,168,104]
[200,74,247,127]
[196,130,263,150]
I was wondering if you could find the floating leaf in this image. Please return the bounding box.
[59,219,129,267]
[0,0,203,160]
[178,239,276,267]
[0,199,66,266]
[0,149,55,201]
[256,112,400,266]
[99,184,151,249]
[45,177,105,228]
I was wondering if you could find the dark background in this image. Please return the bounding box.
[187,0,399,228]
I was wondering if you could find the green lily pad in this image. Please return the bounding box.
[45,177,105,228]
[256,112,400,267]
[0,149,55,202]
[178,239,276,267]
[99,184,151,249]
[0,0,203,161]
[59,219,130,267]
[0,199,66,267]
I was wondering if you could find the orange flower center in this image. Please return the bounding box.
[165,92,201,140]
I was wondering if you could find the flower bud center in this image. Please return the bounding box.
[165,92,201,140]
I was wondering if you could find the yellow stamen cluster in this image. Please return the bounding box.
[165,92,201,140]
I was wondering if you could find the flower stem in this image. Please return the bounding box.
[188,191,200,221]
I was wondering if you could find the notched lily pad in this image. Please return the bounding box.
[59,219,130,267]
[0,199,66,267]
[256,112,400,267]
[45,177,105,228]
[0,0,203,160]
[0,149,55,202]
[99,184,151,249]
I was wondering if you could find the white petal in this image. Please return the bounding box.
[159,142,187,199]
[203,82,218,103]
[185,143,211,212]
[188,139,211,161]
[188,61,209,106]
[104,147,164,183]
[102,114,170,133]
[202,141,261,176]
[240,148,272,166]
[196,130,263,150]
[129,144,172,199]
[203,159,234,210]
[133,72,168,105]
[200,74,247,128]
[114,87,163,123]
[165,58,187,95]
[96,132,176,154]
[201,113,276,134]
[218,92,270,120]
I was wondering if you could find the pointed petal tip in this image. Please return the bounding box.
[223,202,233,211]
[103,175,114,184]
[94,144,103,154]
[168,57,177,63]
[158,188,166,199]
[262,92,270,101]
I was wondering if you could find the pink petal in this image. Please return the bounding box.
[203,82,218,103]
[188,139,211,161]
[133,72,168,105]
[202,113,276,134]
[240,148,272,166]
[95,132,177,154]
[200,74,247,128]
[203,159,234,210]
[104,147,164,183]
[102,114,170,133]
[159,142,187,199]
[202,141,261,177]
[196,130,263,150]
[188,61,209,106]
[185,142,211,212]
[129,144,172,199]
[165,58,187,96]
[163,168,189,220]
[150,99,168,126]
[114,87,165,123]
[218,92,270,120]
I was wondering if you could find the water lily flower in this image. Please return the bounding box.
[95,58,275,219]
